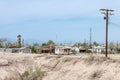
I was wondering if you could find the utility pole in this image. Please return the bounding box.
[100,9,114,57]
[22,39,24,47]
[117,41,119,53]
[84,39,86,48]
[90,28,92,49]
[56,34,58,45]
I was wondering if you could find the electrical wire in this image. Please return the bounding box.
[109,22,120,28]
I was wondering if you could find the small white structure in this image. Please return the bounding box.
[71,47,79,53]
[92,46,105,53]
[19,47,31,53]
[0,47,31,53]
[55,46,71,55]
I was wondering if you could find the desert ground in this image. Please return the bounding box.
[0,53,120,80]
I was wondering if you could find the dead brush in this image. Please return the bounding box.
[84,56,95,64]
[72,59,80,65]
[90,70,102,80]
[55,55,62,59]
[63,58,73,62]
[84,55,112,65]
[19,68,46,80]
[45,56,53,60]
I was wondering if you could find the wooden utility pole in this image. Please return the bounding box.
[117,41,119,52]
[90,28,92,49]
[100,9,114,57]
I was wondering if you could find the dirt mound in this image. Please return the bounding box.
[0,53,120,80]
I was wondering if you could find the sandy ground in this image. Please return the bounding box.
[0,53,120,80]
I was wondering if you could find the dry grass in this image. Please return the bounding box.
[84,55,112,65]
[20,68,46,80]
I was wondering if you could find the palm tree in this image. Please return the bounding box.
[17,35,21,48]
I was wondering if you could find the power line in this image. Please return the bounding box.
[109,22,120,28]
[100,9,114,58]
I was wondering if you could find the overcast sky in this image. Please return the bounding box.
[0,0,120,43]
